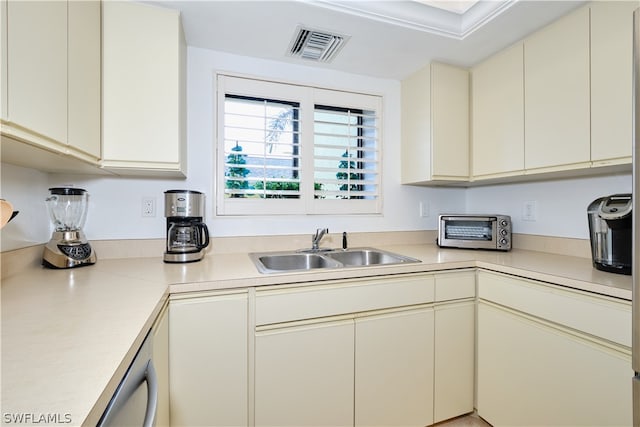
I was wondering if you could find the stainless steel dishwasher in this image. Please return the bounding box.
[97,331,158,427]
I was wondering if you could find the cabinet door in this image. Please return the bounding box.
[434,301,474,423]
[477,302,632,427]
[401,62,469,184]
[102,1,185,176]
[524,6,590,171]
[355,307,434,427]
[431,62,469,180]
[170,292,248,427]
[255,318,354,427]
[151,304,170,427]
[471,43,524,179]
[67,0,101,160]
[6,0,67,145]
[401,64,432,185]
[591,1,635,165]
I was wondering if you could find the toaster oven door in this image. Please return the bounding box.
[439,217,497,249]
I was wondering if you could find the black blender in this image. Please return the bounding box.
[163,190,210,263]
[43,187,97,268]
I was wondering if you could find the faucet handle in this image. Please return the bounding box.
[311,228,329,250]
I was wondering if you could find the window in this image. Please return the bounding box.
[313,105,377,200]
[216,75,381,215]
[223,95,300,199]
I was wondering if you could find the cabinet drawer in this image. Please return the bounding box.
[256,274,435,326]
[435,270,475,302]
[477,270,631,346]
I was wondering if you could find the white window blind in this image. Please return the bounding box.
[223,95,301,199]
[313,106,379,201]
[216,75,382,216]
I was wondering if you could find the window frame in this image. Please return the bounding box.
[216,74,382,216]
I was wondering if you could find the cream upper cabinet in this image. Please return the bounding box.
[524,6,591,172]
[102,1,186,177]
[67,0,101,161]
[1,0,101,167]
[4,0,67,144]
[471,42,524,180]
[401,62,469,185]
[590,0,635,166]
[355,307,434,427]
[169,291,248,427]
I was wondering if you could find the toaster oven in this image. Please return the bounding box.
[438,214,512,251]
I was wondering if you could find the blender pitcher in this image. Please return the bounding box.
[46,187,88,232]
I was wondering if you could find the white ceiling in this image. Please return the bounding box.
[146,0,587,80]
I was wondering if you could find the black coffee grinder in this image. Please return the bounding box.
[163,190,210,263]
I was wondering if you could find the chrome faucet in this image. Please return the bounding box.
[311,228,329,250]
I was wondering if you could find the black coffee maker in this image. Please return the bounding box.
[163,190,210,263]
[587,194,632,275]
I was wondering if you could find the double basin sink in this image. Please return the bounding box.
[250,247,420,274]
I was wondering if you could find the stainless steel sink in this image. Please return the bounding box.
[325,248,418,267]
[254,253,342,274]
[250,247,420,274]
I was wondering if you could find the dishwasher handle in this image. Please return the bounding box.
[143,360,158,427]
[98,357,159,427]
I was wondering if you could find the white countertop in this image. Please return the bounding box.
[0,243,632,426]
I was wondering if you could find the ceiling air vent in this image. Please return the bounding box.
[287,26,350,63]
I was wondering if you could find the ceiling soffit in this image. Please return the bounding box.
[307,0,517,39]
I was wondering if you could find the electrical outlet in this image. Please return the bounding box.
[419,201,429,218]
[522,200,537,221]
[142,197,156,217]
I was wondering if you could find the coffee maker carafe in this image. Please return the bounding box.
[587,194,632,275]
[43,187,97,268]
[164,190,210,263]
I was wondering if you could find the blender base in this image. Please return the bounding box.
[42,231,97,269]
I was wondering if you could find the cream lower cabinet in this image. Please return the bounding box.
[255,307,435,427]
[355,307,434,427]
[433,270,475,423]
[254,271,475,427]
[433,300,474,423]
[255,318,355,427]
[169,291,248,427]
[476,270,632,426]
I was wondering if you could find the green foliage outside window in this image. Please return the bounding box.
[225,142,250,198]
[337,150,361,198]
